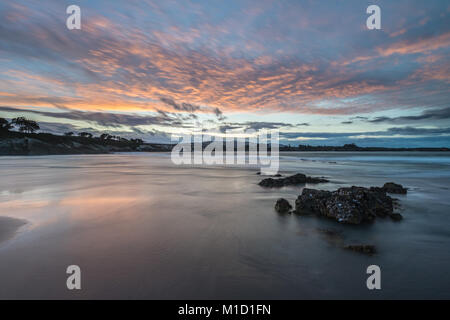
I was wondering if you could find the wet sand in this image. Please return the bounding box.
[0,216,27,245]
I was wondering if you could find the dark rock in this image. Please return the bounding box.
[256,171,261,175]
[346,245,376,255]
[274,198,292,214]
[316,228,344,245]
[273,174,282,177]
[390,213,403,221]
[259,173,329,188]
[295,188,332,215]
[382,182,407,194]
[295,186,397,224]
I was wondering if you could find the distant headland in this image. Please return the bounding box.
[279,143,449,152]
[0,117,448,155]
[0,117,171,155]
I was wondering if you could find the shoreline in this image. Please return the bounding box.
[1,148,449,157]
[0,216,27,246]
[1,132,449,156]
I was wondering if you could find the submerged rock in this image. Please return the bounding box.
[259,173,329,188]
[382,182,407,194]
[390,213,403,221]
[295,186,397,224]
[274,198,292,214]
[346,245,377,255]
[256,172,282,177]
[316,228,344,246]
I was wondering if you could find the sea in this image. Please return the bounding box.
[0,151,449,299]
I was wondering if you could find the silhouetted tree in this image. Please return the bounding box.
[78,132,93,138]
[64,132,74,136]
[100,133,111,140]
[0,118,13,131]
[11,117,40,133]
[106,135,119,141]
[343,143,358,150]
[130,138,144,145]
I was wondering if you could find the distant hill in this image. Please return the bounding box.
[279,143,449,152]
[0,130,172,155]
[1,131,448,156]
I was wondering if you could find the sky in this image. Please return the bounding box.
[0,0,449,147]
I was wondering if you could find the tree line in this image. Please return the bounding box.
[0,117,40,133]
[0,117,143,145]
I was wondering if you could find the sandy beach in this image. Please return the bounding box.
[0,216,27,245]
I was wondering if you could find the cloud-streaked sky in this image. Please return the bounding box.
[0,0,449,146]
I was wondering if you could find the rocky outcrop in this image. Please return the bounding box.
[274,198,292,214]
[390,213,403,221]
[369,183,407,195]
[382,182,407,194]
[295,186,401,224]
[259,173,328,188]
[256,172,282,177]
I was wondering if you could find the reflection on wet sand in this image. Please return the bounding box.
[0,216,27,245]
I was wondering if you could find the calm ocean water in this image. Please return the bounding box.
[0,152,449,299]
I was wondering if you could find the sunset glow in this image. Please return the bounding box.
[0,0,449,146]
